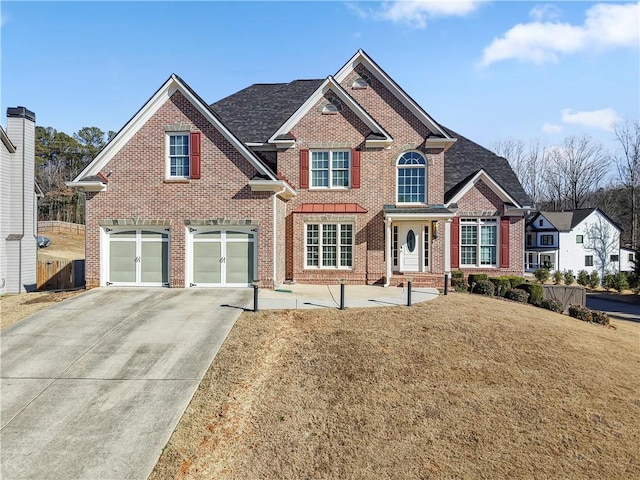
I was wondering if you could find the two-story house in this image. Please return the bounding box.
[1,107,40,294]
[525,208,629,276]
[68,50,531,289]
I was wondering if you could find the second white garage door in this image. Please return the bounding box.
[188,229,256,287]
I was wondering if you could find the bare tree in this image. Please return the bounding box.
[493,138,549,207]
[614,119,640,248]
[585,214,619,282]
[549,135,609,210]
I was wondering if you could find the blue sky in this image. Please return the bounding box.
[1,1,638,155]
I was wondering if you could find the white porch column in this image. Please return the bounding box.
[384,217,392,287]
[444,219,452,274]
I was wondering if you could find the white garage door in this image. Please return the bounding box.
[189,229,255,287]
[107,229,169,286]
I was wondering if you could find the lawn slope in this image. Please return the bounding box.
[151,294,640,479]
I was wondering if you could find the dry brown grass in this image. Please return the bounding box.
[38,231,85,260]
[0,291,83,330]
[151,294,640,479]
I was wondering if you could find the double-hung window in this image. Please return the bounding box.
[541,234,554,246]
[397,151,426,204]
[167,133,190,178]
[460,218,497,267]
[306,223,353,268]
[310,150,350,188]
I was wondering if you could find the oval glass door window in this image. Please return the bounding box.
[407,229,416,252]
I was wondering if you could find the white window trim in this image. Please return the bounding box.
[165,132,190,179]
[309,149,351,190]
[396,150,427,205]
[304,223,354,269]
[460,217,499,268]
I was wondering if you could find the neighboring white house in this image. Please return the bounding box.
[0,106,39,294]
[524,208,631,277]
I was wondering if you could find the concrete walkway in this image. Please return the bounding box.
[257,284,440,309]
[0,288,251,480]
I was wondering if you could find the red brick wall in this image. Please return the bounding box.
[85,91,276,288]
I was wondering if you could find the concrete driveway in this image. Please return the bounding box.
[0,287,251,480]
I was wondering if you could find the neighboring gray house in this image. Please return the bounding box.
[1,107,39,294]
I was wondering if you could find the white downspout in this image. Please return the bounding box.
[273,187,286,288]
[384,217,392,287]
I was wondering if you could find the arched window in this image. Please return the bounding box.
[397,151,426,203]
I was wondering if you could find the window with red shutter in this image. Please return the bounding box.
[190,132,201,179]
[299,149,309,189]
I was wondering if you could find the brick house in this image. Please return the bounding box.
[69,50,531,289]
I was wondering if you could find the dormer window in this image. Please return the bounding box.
[352,74,371,89]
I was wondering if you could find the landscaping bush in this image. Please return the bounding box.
[612,272,629,292]
[468,274,488,287]
[603,273,616,290]
[534,268,549,284]
[505,288,529,303]
[577,270,590,287]
[518,283,544,305]
[589,270,600,289]
[473,280,495,296]
[489,277,511,297]
[454,282,468,293]
[540,298,563,313]
[504,276,525,289]
[563,269,575,285]
[591,310,610,326]
[451,270,467,292]
[553,270,563,285]
[568,304,592,322]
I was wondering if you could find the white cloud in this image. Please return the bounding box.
[480,3,639,67]
[542,123,563,134]
[529,4,561,22]
[371,0,486,29]
[561,108,620,131]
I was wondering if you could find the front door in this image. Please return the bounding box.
[398,225,420,272]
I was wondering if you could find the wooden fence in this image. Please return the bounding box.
[37,258,85,290]
[38,221,85,235]
[543,285,586,312]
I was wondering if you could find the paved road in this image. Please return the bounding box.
[1,288,251,480]
[586,293,640,323]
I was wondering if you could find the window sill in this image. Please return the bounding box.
[304,267,354,270]
[309,187,351,191]
[163,178,190,184]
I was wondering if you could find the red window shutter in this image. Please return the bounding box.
[351,149,361,189]
[500,217,510,268]
[190,132,201,179]
[451,217,460,269]
[299,149,309,189]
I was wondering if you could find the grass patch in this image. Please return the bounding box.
[151,294,640,479]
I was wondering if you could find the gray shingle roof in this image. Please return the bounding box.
[210,80,324,143]
[442,127,532,208]
[535,209,596,231]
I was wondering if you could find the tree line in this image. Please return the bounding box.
[493,119,640,249]
[35,126,115,224]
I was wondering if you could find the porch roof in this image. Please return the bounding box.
[383,205,453,218]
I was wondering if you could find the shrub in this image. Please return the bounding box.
[589,270,600,289]
[518,283,544,305]
[451,270,467,291]
[540,298,563,313]
[505,276,525,289]
[534,268,549,284]
[591,310,610,326]
[505,288,529,303]
[612,272,629,292]
[553,270,563,285]
[577,270,590,287]
[568,304,592,322]
[603,273,616,290]
[489,277,511,297]
[473,280,495,296]
[468,274,488,287]
[563,270,575,285]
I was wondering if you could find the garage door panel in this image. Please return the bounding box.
[193,242,221,284]
[109,241,136,283]
[141,241,169,284]
[226,242,254,284]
